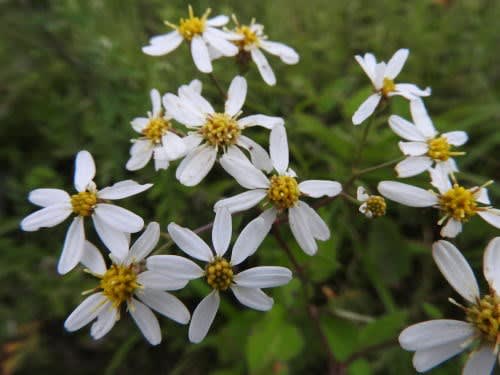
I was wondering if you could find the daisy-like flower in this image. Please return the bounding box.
[352,48,431,125]
[21,151,152,274]
[214,125,342,255]
[230,16,299,86]
[146,209,292,343]
[357,186,386,218]
[389,99,467,178]
[378,165,500,238]
[64,222,190,345]
[142,5,241,73]
[163,75,283,186]
[399,238,500,374]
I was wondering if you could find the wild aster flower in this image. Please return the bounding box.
[230,16,299,86]
[142,5,241,73]
[357,187,386,218]
[352,48,431,125]
[64,222,190,345]
[146,209,292,343]
[378,165,500,238]
[163,75,283,186]
[21,151,152,274]
[389,99,467,177]
[215,125,342,255]
[399,238,500,374]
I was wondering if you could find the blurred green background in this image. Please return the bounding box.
[2,0,500,374]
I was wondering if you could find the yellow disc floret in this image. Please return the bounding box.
[172,5,210,41]
[205,257,233,291]
[235,25,259,49]
[466,293,500,344]
[439,184,477,221]
[381,77,396,97]
[100,264,140,308]
[365,195,387,217]
[71,191,97,217]
[143,117,171,143]
[267,175,300,210]
[427,136,451,161]
[200,113,241,147]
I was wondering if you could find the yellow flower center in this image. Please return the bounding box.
[199,113,241,147]
[267,175,300,210]
[100,264,140,308]
[439,184,477,221]
[427,136,451,161]
[381,77,396,97]
[365,195,387,217]
[71,191,97,217]
[205,257,233,291]
[466,294,500,344]
[143,117,171,143]
[235,25,259,49]
[171,6,210,41]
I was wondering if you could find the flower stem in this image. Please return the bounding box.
[209,72,227,100]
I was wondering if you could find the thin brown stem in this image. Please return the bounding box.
[209,72,227,99]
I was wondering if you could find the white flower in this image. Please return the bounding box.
[389,99,467,177]
[357,187,386,218]
[231,17,299,86]
[352,48,431,125]
[163,75,283,186]
[377,166,500,238]
[142,5,242,73]
[215,125,342,255]
[64,222,190,345]
[399,238,500,374]
[146,208,292,343]
[21,151,152,274]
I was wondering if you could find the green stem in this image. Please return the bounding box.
[209,72,227,99]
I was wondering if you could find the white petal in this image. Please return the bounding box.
[357,186,369,202]
[429,165,452,194]
[138,290,190,324]
[188,290,220,343]
[150,89,162,117]
[182,133,204,153]
[176,145,217,187]
[142,31,183,56]
[147,255,205,280]
[161,132,186,160]
[74,150,96,192]
[28,188,70,207]
[483,237,500,294]
[220,154,269,189]
[126,146,153,171]
[137,271,189,290]
[191,35,212,73]
[90,305,117,340]
[385,48,409,79]
[127,222,160,263]
[178,85,214,116]
[211,207,232,257]
[388,115,427,142]
[395,156,433,178]
[432,240,480,303]
[296,201,330,241]
[238,114,284,130]
[463,346,497,375]
[152,148,170,171]
[289,205,317,255]
[237,136,273,173]
[20,204,72,231]
[167,223,213,261]
[58,216,85,274]
[234,266,292,288]
[352,93,381,125]
[203,28,239,56]
[270,125,289,173]
[94,204,144,233]
[412,339,468,373]
[474,187,490,205]
[128,299,161,345]
[231,217,268,266]
[206,15,229,27]
[251,48,276,86]
[231,286,273,311]
[478,208,500,229]
[225,76,247,117]
[131,118,149,133]
[214,190,267,214]
[399,320,474,351]
[64,292,107,331]
[440,218,463,238]
[394,83,431,98]
[92,214,129,259]
[378,181,437,207]
[442,131,468,146]
[187,79,202,94]
[398,141,428,156]
[373,62,386,90]
[259,40,299,64]
[299,180,342,198]
[98,180,152,200]
[162,93,204,126]
[80,240,106,275]
[410,99,437,138]
[354,53,377,85]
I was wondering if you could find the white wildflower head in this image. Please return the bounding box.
[146,208,292,343]
[64,223,190,345]
[357,186,386,218]
[20,151,152,274]
[142,5,242,73]
[399,238,500,374]
[352,48,431,125]
[389,99,467,178]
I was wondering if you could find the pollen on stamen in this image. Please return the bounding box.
[169,5,211,41]
[381,78,396,97]
[99,264,140,308]
[466,293,500,344]
[143,117,171,143]
[267,175,300,210]
[199,113,241,147]
[205,257,233,291]
[71,191,97,217]
[365,195,386,218]
[438,184,478,222]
